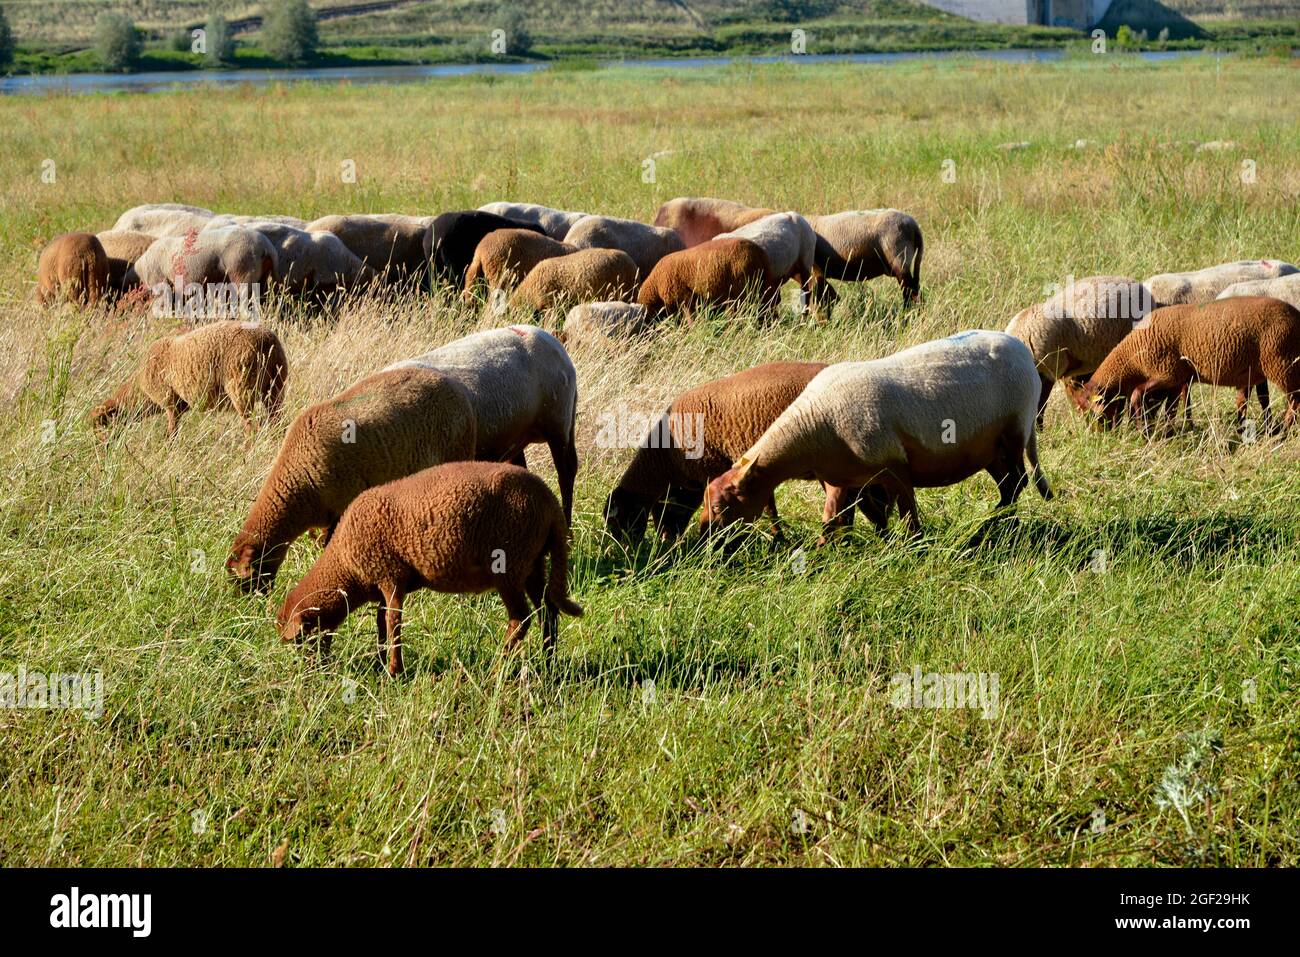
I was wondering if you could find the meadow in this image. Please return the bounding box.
[1,55,1299,866]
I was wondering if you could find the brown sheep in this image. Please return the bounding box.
[277,462,583,676]
[37,233,110,306]
[1076,297,1300,435]
[96,230,156,295]
[462,228,575,300]
[90,321,287,438]
[606,361,845,545]
[305,214,432,288]
[508,248,640,315]
[636,238,781,320]
[652,198,774,248]
[226,366,478,593]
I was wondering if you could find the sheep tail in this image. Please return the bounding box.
[1026,427,1052,500]
[545,514,584,618]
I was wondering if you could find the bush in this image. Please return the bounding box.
[494,3,531,57]
[169,29,192,53]
[261,0,318,64]
[204,13,235,65]
[0,7,13,72]
[94,14,142,72]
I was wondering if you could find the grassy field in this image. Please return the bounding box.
[2,55,1300,866]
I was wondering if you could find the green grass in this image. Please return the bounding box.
[2,57,1299,866]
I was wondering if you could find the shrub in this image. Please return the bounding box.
[0,7,13,72]
[204,13,236,65]
[494,3,531,57]
[261,0,318,64]
[94,14,142,72]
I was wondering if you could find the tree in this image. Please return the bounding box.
[95,14,142,72]
[0,6,14,72]
[495,3,531,57]
[204,13,235,65]
[262,0,318,64]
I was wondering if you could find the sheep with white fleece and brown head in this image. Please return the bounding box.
[810,208,924,305]
[277,462,583,676]
[715,211,836,318]
[384,325,580,524]
[701,332,1052,539]
[1144,259,1298,305]
[112,203,215,238]
[564,216,684,279]
[652,197,773,248]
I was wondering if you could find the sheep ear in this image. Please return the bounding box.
[730,456,755,490]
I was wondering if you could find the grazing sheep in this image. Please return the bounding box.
[477,202,588,241]
[715,211,835,317]
[564,216,685,279]
[1005,275,1157,422]
[277,462,583,676]
[203,213,310,231]
[701,332,1052,537]
[132,226,279,292]
[652,197,773,248]
[37,233,110,306]
[636,237,781,320]
[1216,274,1300,310]
[217,222,377,297]
[305,214,432,287]
[809,209,924,305]
[90,321,287,438]
[225,367,478,592]
[605,361,831,545]
[1076,297,1300,434]
[462,228,575,300]
[111,203,215,238]
[96,230,156,294]
[426,211,545,289]
[385,326,579,523]
[1144,260,1298,305]
[560,301,653,347]
[508,248,640,315]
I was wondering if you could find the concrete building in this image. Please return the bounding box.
[917,1,1115,28]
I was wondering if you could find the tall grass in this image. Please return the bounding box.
[1,57,1298,865]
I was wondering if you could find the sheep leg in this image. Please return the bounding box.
[893,483,921,537]
[163,393,186,438]
[524,561,555,660]
[1129,379,1162,435]
[765,493,784,543]
[379,585,404,677]
[548,433,578,526]
[817,483,858,545]
[498,583,533,653]
[1035,374,1054,428]
[1253,380,1277,434]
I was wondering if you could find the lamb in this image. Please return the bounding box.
[715,211,835,317]
[384,326,579,523]
[277,462,583,676]
[636,237,781,320]
[426,210,545,289]
[132,226,279,292]
[508,248,640,315]
[560,301,653,348]
[462,228,575,300]
[477,202,588,241]
[225,366,478,592]
[809,208,924,305]
[1005,275,1157,422]
[1216,274,1300,310]
[1144,260,1298,305]
[700,332,1052,538]
[1075,297,1300,434]
[563,215,685,279]
[90,321,287,437]
[605,361,832,545]
[37,233,110,306]
[652,197,774,248]
[111,203,215,238]
[95,230,156,294]
[305,214,432,287]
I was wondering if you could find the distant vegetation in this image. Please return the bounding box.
[93,13,142,71]
[0,0,1295,75]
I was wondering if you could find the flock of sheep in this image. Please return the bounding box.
[30,197,1300,674]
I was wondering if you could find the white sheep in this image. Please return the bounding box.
[1215,274,1300,310]
[385,325,580,523]
[1144,259,1299,305]
[132,226,279,294]
[111,203,215,238]
[563,215,684,279]
[478,202,589,241]
[560,301,652,348]
[715,211,833,316]
[701,331,1051,537]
